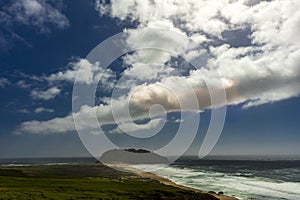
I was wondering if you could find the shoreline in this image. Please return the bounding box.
[1,164,216,199]
[107,163,238,200]
[0,162,238,199]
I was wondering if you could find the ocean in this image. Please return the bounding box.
[1,156,300,200]
[133,156,300,200]
[0,157,97,167]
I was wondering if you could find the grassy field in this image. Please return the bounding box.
[0,164,218,200]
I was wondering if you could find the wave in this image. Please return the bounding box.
[131,164,300,200]
[1,164,31,167]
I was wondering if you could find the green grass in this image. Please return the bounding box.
[0,165,218,200]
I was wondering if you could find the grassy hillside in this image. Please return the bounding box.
[0,164,218,200]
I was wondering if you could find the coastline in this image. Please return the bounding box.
[0,163,224,199]
[107,163,238,200]
[0,162,237,199]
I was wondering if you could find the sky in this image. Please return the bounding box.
[0,0,299,158]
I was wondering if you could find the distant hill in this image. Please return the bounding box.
[125,148,151,153]
[99,149,168,164]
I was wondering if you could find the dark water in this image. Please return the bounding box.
[174,158,300,183]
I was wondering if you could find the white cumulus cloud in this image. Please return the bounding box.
[34,107,54,113]
[0,77,10,88]
[16,0,300,134]
[45,59,115,86]
[31,86,61,100]
[5,0,69,32]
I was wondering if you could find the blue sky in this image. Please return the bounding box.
[0,0,299,158]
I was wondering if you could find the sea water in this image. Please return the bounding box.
[0,157,96,166]
[132,156,300,200]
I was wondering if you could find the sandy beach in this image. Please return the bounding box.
[108,163,238,200]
